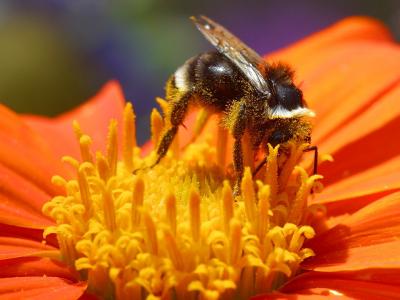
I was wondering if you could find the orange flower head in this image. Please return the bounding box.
[1,16,400,300]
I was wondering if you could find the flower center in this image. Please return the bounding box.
[43,103,324,300]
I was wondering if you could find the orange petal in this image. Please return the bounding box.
[317,110,400,188]
[0,237,57,260]
[269,17,393,68]
[0,105,70,228]
[0,257,77,281]
[304,192,400,271]
[303,41,400,143]
[314,81,400,189]
[275,271,400,300]
[23,81,125,160]
[310,155,400,222]
[0,223,57,246]
[0,164,54,229]
[0,277,86,300]
[0,105,68,195]
[315,155,400,205]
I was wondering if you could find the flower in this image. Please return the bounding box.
[1,16,400,300]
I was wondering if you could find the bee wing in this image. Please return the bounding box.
[191,15,271,98]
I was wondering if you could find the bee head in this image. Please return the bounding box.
[268,118,312,147]
[265,64,315,119]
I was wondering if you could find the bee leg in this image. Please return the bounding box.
[153,93,191,166]
[231,102,247,196]
[303,145,318,175]
[253,157,267,177]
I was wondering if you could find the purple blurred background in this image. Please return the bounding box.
[0,0,399,143]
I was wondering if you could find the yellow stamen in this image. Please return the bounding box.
[43,103,324,300]
[79,135,93,163]
[143,211,158,255]
[265,144,279,203]
[279,142,308,190]
[103,184,117,232]
[106,120,118,176]
[189,187,201,243]
[151,108,163,147]
[287,167,323,224]
[78,165,93,216]
[163,229,184,270]
[156,97,168,116]
[258,185,270,240]
[123,102,136,171]
[229,219,242,265]
[73,120,83,140]
[131,175,144,227]
[241,168,257,230]
[96,151,111,181]
[165,192,177,236]
[222,181,234,234]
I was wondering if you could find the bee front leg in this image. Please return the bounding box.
[231,102,247,196]
[153,93,191,167]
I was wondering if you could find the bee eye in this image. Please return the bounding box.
[269,129,290,146]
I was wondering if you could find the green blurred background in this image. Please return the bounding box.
[0,0,399,143]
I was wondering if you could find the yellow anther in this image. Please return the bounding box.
[143,211,158,255]
[72,120,83,140]
[258,185,270,240]
[279,143,308,190]
[189,187,201,243]
[103,187,117,232]
[51,175,67,187]
[321,153,334,163]
[229,219,242,265]
[288,167,323,224]
[241,168,257,225]
[265,144,279,204]
[106,119,118,176]
[79,135,93,163]
[96,151,111,181]
[78,168,92,216]
[155,97,168,116]
[151,108,163,147]
[123,102,136,171]
[163,228,184,270]
[222,181,234,234]
[131,176,145,227]
[165,192,177,236]
[62,156,79,169]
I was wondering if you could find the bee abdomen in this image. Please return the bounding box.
[171,51,246,109]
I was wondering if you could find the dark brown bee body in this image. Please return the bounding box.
[151,16,317,193]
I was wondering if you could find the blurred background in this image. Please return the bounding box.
[0,0,399,143]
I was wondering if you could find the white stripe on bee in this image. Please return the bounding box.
[174,64,190,92]
[269,106,315,119]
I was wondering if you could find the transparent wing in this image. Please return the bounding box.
[191,15,271,97]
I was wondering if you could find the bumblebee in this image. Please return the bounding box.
[154,15,317,191]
